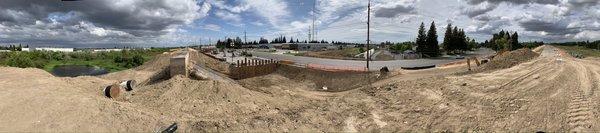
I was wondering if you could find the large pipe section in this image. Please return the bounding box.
[103,84,121,98]
[119,80,136,91]
[103,80,136,99]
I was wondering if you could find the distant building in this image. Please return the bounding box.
[21,47,31,52]
[93,49,123,52]
[34,47,74,52]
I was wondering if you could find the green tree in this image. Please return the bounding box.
[458,29,467,51]
[425,21,440,57]
[390,42,414,53]
[495,37,509,50]
[452,27,459,53]
[443,24,453,53]
[416,22,427,54]
[511,32,521,50]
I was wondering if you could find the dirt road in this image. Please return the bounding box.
[425,45,600,132]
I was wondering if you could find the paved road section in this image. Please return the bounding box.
[251,48,494,71]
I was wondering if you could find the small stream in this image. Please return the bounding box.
[51,65,109,77]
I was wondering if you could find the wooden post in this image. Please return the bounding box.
[474,57,481,66]
[467,58,472,71]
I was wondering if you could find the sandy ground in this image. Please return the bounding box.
[1,45,600,132]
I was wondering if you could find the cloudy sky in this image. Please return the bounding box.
[0,0,599,48]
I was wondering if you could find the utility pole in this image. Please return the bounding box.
[312,0,316,42]
[366,0,371,71]
[308,28,311,43]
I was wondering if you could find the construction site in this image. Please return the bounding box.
[1,45,600,132]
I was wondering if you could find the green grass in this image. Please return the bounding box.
[1,48,169,72]
[555,45,600,58]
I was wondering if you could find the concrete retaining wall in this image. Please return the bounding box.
[170,52,190,77]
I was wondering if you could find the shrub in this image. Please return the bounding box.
[6,52,34,68]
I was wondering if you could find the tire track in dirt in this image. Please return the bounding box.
[567,88,593,132]
[566,60,595,132]
[485,59,552,94]
[578,59,600,132]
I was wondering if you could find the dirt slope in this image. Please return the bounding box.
[0,68,162,132]
[360,45,600,132]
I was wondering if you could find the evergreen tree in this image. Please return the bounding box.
[216,40,225,48]
[425,21,440,57]
[511,32,520,50]
[289,37,294,43]
[416,22,427,54]
[459,29,467,51]
[452,27,459,53]
[443,24,453,53]
[283,36,287,43]
[234,37,243,48]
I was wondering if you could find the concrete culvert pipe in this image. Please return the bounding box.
[103,84,121,98]
[119,80,136,91]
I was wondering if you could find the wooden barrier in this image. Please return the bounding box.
[229,58,279,79]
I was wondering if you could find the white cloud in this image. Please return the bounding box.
[214,10,242,22]
[242,0,290,27]
[202,24,221,31]
[574,30,600,40]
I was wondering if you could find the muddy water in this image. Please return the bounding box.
[51,65,108,77]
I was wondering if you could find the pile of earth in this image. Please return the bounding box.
[477,48,539,71]
[255,65,380,92]
[303,48,363,60]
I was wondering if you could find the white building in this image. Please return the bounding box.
[35,47,74,52]
[21,47,32,52]
[93,49,122,52]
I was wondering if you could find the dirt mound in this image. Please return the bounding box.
[532,45,545,53]
[304,49,363,60]
[267,65,379,92]
[478,48,539,71]
[0,67,162,132]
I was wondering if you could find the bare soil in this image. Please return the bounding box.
[2,45,600,132]
[303,48,363,60]
[476,48,539,71]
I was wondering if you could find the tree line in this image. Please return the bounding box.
[551,40,600,50]
[0,44,26,51]
[215,35,333,49]
[415,22,440,57]
[442,24,477,54]
[414,22,477,57]
[483,30,521,51]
